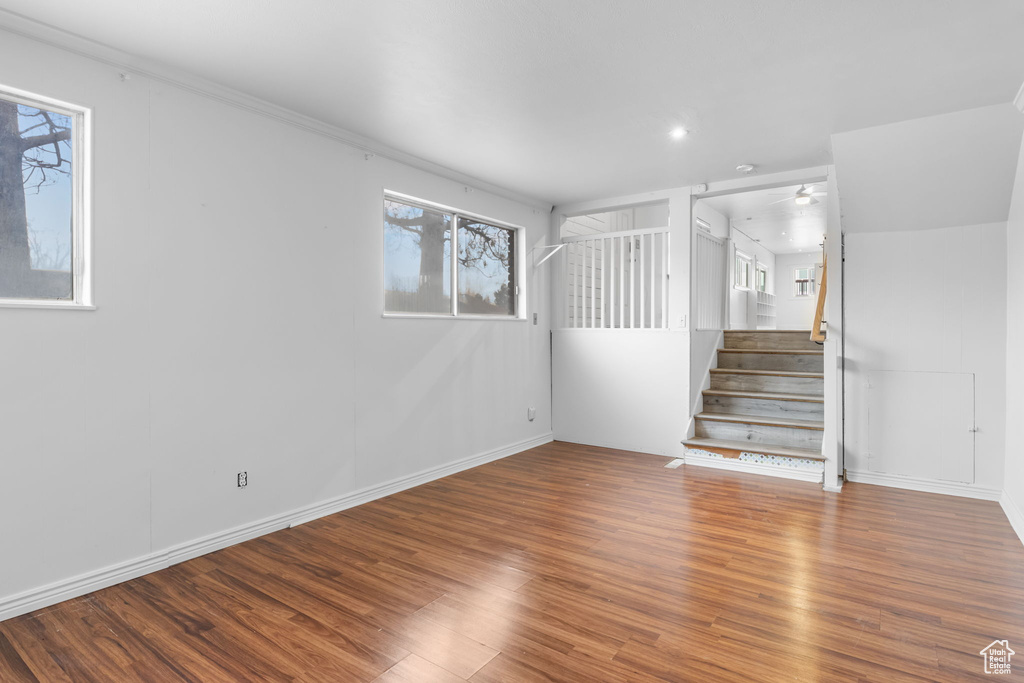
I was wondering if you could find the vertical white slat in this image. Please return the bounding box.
[581,240,588,328]
[571,241,577,328]
[649,233,656,327]
[600,236,606,327]
[565,242,573,327]
[628,237,635,328]
[609,237,616,328]
[577,241,585,327]
[619,236,626,328]
[639,234,646,328]
[590,238,596,328]
[666,232,671,328]
[662,232,669,328]
[572,242,579,328]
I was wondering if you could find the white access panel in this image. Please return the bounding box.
[866,371,975,483]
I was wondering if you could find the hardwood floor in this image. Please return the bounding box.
[2,441,1022,681]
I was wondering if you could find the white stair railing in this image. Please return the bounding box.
[563,227,669,329]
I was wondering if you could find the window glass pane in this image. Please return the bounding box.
[457,218,515,316]
[383,198,451,314]
[0,98,73,300]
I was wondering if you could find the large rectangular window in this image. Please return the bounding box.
[383,193,520,318]
[0,86,89,306]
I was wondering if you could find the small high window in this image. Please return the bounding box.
[383,193,520,318]
[794,266,815,297]
[755,263,768,292]
[734,251,751,289]
[0,86,89,307]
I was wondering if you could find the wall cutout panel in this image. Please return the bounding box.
[866,371,974,483]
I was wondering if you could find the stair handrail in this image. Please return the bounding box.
[810,249,827,343]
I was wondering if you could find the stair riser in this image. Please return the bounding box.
[717,352,824,372]
[710,373,823,394]
[724,331,821,351]
[703,395,824,420]
[695,419,823,450]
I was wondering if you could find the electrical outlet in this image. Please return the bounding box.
[527,407,536,422]
[237,471,247,488]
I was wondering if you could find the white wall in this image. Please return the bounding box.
[833,104,1023,235]
[1003,126,1024,543]
[552,330,688,456]
[694,201,728,239]
[0,28,552,618]
[729,225,775,329]
[689,330,722,423]
[774,252,819,329]
[832,104,1023,500]
[843,224,1007,496]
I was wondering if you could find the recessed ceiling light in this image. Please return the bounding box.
[781,232,786,235]
[670,127,687,140]
[736,164,755,174]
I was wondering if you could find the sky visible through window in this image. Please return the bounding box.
[20,105,72,272]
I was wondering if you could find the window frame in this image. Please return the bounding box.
[793,265,815,298]
[0,84,92,310]
[734,250,752,290]
[755,263,769,293]
[382,190,524,321]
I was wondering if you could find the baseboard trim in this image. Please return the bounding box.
[1000,490,1024,547]
[0,433,553,623]
[845,470,1002,501]
[684,452,824,484]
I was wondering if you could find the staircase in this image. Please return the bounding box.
[683,330,826,481]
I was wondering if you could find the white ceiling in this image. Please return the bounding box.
[702,184,825,255]
[3,1,1024,206]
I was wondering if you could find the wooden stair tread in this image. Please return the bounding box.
[682,437,826,461]
[702,389,824,403]
[710,368,823,379]
[695,412,825,430]
[717,348,824,355]
[725,329,811,333]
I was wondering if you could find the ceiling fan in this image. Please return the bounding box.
[768,184,826,206]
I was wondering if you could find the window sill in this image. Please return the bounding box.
[0,300,95,311]
[381,313,526,322]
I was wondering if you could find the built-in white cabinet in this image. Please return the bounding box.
[756,290,777,329]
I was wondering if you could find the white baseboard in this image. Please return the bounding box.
[0,432,553,623]
[845,470,1002,501]
[1001,490,1024,547]
[684,452,824,484]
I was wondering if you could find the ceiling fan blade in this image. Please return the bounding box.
[808,197,820,205]
[768,197,793,205]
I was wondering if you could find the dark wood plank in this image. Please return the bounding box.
[1,441,1022,682]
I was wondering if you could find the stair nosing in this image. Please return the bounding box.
[709,368,824,378]
[702,389,824,403]
[717,348,824,355]
[724,330,812,333]
[695,412,825,431]
[682,437,826,462]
